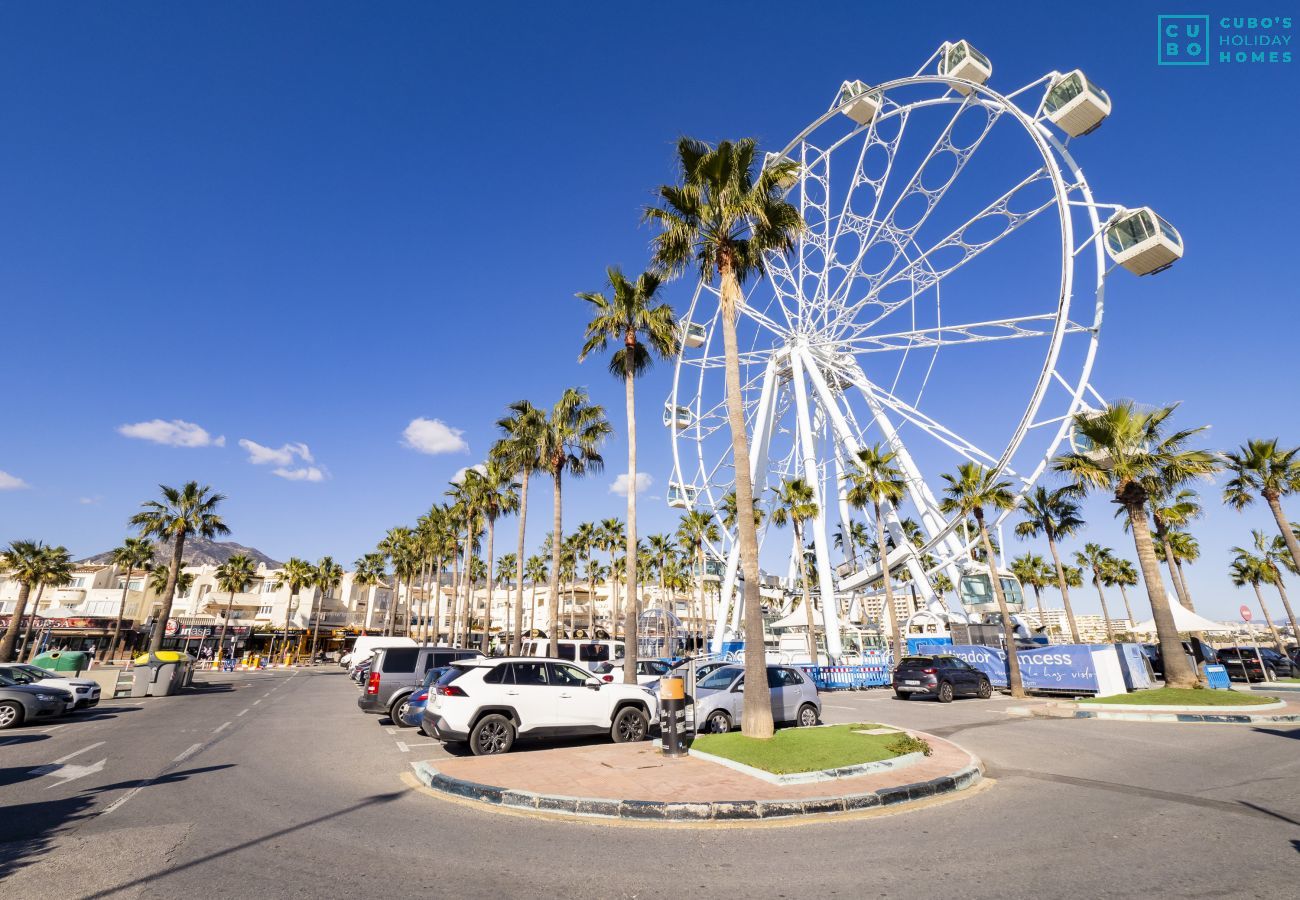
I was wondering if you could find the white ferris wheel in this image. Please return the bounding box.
[664,42,1185,660]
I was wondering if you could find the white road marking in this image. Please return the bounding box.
[37,758,107,788]
[825,704,857,710]
[52,741,105,764]
[253,699,262,706]
[402,741,440,748]
[384,727,397,735]
[236,708,249,716]
[173,742,203,763]
[214,721,231,734]
[263,692,272,698]
[395,741,409,753]
[101,781,152,815]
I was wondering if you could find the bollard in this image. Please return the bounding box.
[659,676,688,758]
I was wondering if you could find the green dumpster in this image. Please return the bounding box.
[31,650,90,675]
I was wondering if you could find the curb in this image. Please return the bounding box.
[1008,702,1298,724]
[409,757,983,823]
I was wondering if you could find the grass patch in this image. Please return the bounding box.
[1273,677,1300,683]
[690,723,920,775]
[1079,688,1278,707]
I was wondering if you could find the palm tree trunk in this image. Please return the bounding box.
[719,266,772,739]
[696,543,706,655]
[432,558,444,644]
[1172,558,1196,613]
[1152,515,1191,610]
[461,526,475,647]
[1250,583,1285,653]
[216,590,236,663]
[624,364,641,684]
[1045,531,1081,643]
[281,589,297,663]
[1271,578,1298,652]
[1265,491,1300,587]
[795,524,818,662]
[1120,486,1197,688]
[1091,572,1115,643]
[975,512,1024,698]
[512,474,530,656]
[309,586,325,662]
[0,582,33,662]
[529,582,537,635]
[874,502,902,660]
[481,520,495,654]
[109,568,132,661]
[449,552,460,645]
[149,532,187,652]
[1117,582,1135,630]
[1033,584,1046,634]
[548,472,563,658]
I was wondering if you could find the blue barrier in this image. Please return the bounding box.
[797,664,892,690]
[1204,664,1231,689]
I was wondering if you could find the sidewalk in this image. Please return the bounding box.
[411,727,983,822]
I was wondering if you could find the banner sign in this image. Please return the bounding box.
[907,636,952,655]
[916,643,1101,692]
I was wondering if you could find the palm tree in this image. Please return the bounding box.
[129,482,229,652]
[939,462,1024,698]
[1015,485,1085,643]
[108,537,154,660]
[1146,484,1203,611]
[1228,549,1286,653]
[1010,553,1052,634]
[598,518,625,636]
[379,526,416,637]
[573,521,598,634]
[524,555,548,635]
[1101,556,1139,628]
[646,137,802,739]
[213,554,255,662]
[1247,530,1300,647]
[538,387,610,657]
[352,553,387,637]
[495,401,547,655]
[677,510,719,651]
[1054,402,1217,689]
[1223,438,1300,580]
[1074,543,1117,643]
[578,265,677,680]
[1,541,73,662]
[843,445,907,659]
[497,552,517,645]
[769,478,821,661]
[474,460,519,653]
[143,565,194,654]
[1154,528,1200,613]
[272,557,313,661]
[309,556,343,661]
[645,533,674,611]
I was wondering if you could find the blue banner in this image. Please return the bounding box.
[1115,643,1154,690]
[916,643,1102,692]
[907,636,952,655]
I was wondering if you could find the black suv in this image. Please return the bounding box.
[893,655,993,703]
[1217,647,1284,682]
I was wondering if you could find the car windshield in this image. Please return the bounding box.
[422,667,449,688]
[697,666,740,691]
[436,666,470,686]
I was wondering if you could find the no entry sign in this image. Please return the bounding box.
[1240,605,1252,622]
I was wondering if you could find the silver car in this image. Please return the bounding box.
[692,664,821,734]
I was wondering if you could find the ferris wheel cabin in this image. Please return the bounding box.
[666,482,699,509]
[957,564,1026,617]
[1043,70,1111,137]
[937,40,992,94]
[663,403,693,429]
[1104,208,1184,276]
[679,319,706,348]
[837,80,882,125]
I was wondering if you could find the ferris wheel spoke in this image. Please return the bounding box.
[841,312,1091,354]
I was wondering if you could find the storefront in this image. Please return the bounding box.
[0,614,132,659]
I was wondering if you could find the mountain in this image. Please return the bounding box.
[81,536,283,569]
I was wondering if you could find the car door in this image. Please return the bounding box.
[549,662,606,729]
[764,667,788,722]
[505,661,555,732]
[947,658,976,694]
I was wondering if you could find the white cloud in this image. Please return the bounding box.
[609,472,653,496]
[78,496,102,505]
[239,439,314,467]
[451,463,488,484]
[403,418,468,455]
[272,466,327,482]
[118,419,223,448]
[0,470,30,491]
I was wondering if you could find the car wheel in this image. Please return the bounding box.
[470,714,515,756]
[797,703,819,727]
[611,706,649,743]
[0,701,22,730]
[390,696,415,727]
[937,681,954,703]
[1265,667,1276,681]
[704,710,732,734]
[976,678,993,699]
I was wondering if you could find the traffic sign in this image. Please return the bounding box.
[1239,605,1252,622]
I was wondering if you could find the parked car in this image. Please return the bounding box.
[0,672,72,729]
[421,657,658,755]
[1142,638,1218,680]
[1254,648,1295,678]
[520,639,625,673]
[892,655,993,702]
[357,645,483,721]
[1216,647,1279,682]
[592,658,672,686]
[396,666,450,728]
[692,664,821,733]
[0,663,101,711]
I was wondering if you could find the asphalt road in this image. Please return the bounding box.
[2,667,1297,899]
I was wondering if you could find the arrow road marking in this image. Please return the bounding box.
[54,741,105,764]
[33,756,108,788]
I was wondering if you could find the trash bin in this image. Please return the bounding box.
[130,650,195,697]
[31,650,90,675]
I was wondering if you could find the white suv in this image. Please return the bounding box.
[421,657,659,755]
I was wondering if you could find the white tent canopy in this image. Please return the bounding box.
[771,606,829,630]
[1132,601,1230,634]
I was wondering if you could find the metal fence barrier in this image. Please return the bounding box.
[796,663,892,690]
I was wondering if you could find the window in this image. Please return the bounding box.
[263,581,279,594]
[258,606,273,615]
[512,662,548,686]
[766,667,783,689]
[779,668,805,686]
[380,648,419,674]
[697,667,740,691]
[578,643,609,662]
[554,643,576,661]
[549,663,590,687]
[483,665,512,685]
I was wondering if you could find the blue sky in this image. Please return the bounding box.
[1,2,1297,622]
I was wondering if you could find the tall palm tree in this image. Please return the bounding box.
[272,557,313,661]
[0,541,73,662]
[538,387,610,657]
[598,518,625,636]
[1101,556,1139,628]
[1010,553,1052,634]
[1146,484,1203,611]
[939,462,1024,698]
[309,556,343,661]
[476,460,519,653]
[579,265,677,680]
[1054,402,1217,689]
[1154,529,1200,613]
[1223,438,1300,580]
[379,526,415,637]
[213,554,255,662]
[769,478,821,660]
[677,510,719,651]
[351,553,386,637]
[844,445,907,659]
[108,537,155,660]
[1248,530,1300,646]
[645,533,674,611]
[143,566,194,655]
[497,552,517,645]
[646,137,802,739]
[573,521,598,633]
[1074,543,1117,643]
[1228,549,1286,652]
[524,555,548,635]
[129,482,229,652]
[495,402,547,655]
[1015,485,1085,643]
